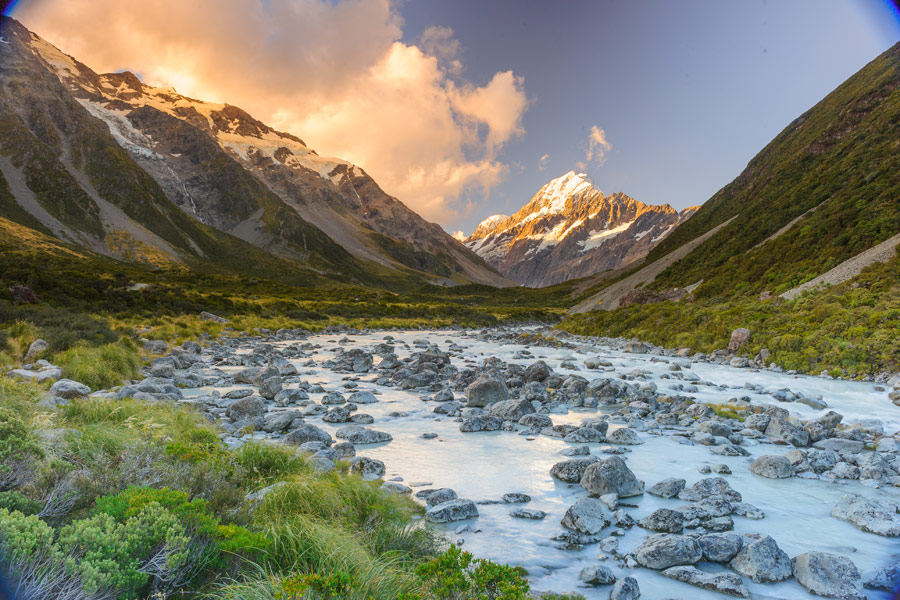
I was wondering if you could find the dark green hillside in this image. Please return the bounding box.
[645,41,900,298]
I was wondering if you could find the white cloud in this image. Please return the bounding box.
[538,153,550,170]
[14,0,528,225]
[576,125,611,171]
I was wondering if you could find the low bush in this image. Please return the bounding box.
[52,338,142,389]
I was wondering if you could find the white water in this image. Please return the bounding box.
[191,329,900,599]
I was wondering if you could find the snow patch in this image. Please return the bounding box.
[578,220,634,253]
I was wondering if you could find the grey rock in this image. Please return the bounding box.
[49,379,90,398]
[638,508,684,533]
[510,508,546,520]
[579,564,616,586]
[422,488,459,507]
[488,398,534,421]
[749,455,794,479]
[24,339,49,362]
[226,396,265,421]
[662,566,750,598]
[831,493,900,537]
[283,424,333,446]
[863,564,900,591]
[647,477,686,499]
[814,438,864,453]
[792,552,864,600]
[335,424,392,444]
[633,534,702,569]
[580,456,644,498]
[459,415,503,432]
[425,499,479,523]
[550,457,602,483]
[465,373,509,407]
[199,311,227,324]
[607,427,643,445]
[349,456,385,480]
[729,535,793,583]
[698,533,743,563]
[349,390,378,404]
[561,497,613,535]
[609,577,640,600]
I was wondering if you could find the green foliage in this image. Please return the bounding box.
[52,338,141,389]
[560,256,900,377]
[0,508,59,562]
[235,442,311,486]
[406,546,530,600]
[0,490,42,515]
[277,571,357,600]
[57,503,189,598]
[0,406,43,491]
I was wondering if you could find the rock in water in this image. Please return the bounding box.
[729,535,793,583]
[698,533,743,563]
[749,455,794,479]
[579,564,616,586]
[831,494,900,536]
[662,566,750,598]
[465,373,509,407]
[580,456,644,498]
[425,499,479,523]
[633,534,702,569]
[560,497,612,535]
[647,477,685,498]
[335,424,392,444]
[550,456,601,483]
[638,508,684,533]
[609,576,640,600]
[792,552,864,599]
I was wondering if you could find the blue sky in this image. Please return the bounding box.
[401,0,900,233]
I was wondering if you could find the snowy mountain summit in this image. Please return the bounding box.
[465,171,697,286]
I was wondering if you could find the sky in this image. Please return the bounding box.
[7,0,900,236]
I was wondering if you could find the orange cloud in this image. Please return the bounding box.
[13,0,528,224]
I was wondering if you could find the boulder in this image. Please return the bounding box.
[283,424,333,446]
[579,564,616,586]
[226,396,265,421]
[459,415,503,432]
[638,508,684,533]
[647,478,686,499]
[580,456,644,498]
[199,311,227,324]
[607,427,643,445]
[425,499,479,523]
[609,577,640,600]
[24,339,48,362]
[698,533,743,563]
[727,328,751,353]
[349,457,385,480]
[831,494,900,537]
[662,566,749,598]
[335,425,392,444]
[792,552,864,600]
[465,373,509,407]
[348,391,378,404]
[560,497,612,535]
[550,456,601,483]
[49,379,90,399]
[524,360,551,382]
[729,535,792,583]
[634,534,702,569]
[421,488,459,507]
[749,455,794,479]
[488,398,534,421]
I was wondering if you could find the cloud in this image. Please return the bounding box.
[13,0,528,225]
[451,230,467,242]
[576,125,611,171]
[538,153,550,171]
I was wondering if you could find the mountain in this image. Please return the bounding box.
[0,18,506,288]
[464,171,696,287]
[572,40,900,312]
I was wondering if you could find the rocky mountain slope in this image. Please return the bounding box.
[465,171,696,286]
[0,18,505,287]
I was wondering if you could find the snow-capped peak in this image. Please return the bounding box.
[536,171,595,214]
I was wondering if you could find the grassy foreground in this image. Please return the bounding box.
[0,378,586,600]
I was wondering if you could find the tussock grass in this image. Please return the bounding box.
[52,338,141,389]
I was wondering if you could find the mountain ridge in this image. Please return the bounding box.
[465,171,696,286]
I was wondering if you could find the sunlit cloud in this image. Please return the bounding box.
[538,153,550,171]
[12,0,528,225]
[576,125,611,171]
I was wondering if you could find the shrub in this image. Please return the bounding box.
[1,321,39,361]
[408,546,530,600]
[0,491,43,516]
[0,406,44,491]
[235,442,310,486]
[0,508,59,562]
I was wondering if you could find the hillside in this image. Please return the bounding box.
[639,40,900,299]
[0,17,506,288]
[465,171,696,286]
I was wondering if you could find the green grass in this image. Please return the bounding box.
[51,338,142,389]
[560,256,900,377]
